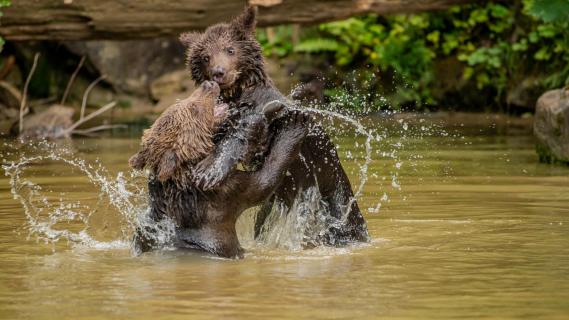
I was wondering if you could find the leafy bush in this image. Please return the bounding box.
[260,0,569,111]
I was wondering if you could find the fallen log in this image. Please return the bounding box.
[1,0,480,41]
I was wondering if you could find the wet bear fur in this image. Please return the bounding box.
[134,97,308,258]
[129,81,225,184]
[180,6,370,245]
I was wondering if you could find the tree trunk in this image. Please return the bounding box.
[1,0,480,41]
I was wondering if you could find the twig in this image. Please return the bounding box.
[71,124,127,135]
[0,55,15,80]
[60,56,85,105]
[81,75,106,119]
[63,101,117,134]
[19,53,40,134]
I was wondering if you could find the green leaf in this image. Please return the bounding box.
[468,8,489,26]
[512,39,529,51]
[534,47,551,60]
[442,34,460,55]
[463,66,475,80]
[527,0,569,23]
[528,31,539,43]
[537,24,556,38]
[490,4,510,18]
[294,38,340,53]
[427,31,440,45]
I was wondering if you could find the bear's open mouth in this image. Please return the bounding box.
[212,71,239,90]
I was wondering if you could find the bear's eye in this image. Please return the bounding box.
[202,56,210,63]
[226,47,235,55]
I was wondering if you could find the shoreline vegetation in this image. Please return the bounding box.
[0,0,567,137]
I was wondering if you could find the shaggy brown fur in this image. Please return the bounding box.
[180,7,268,102]
[180,6,370,245]
[136,108,308,258]
[129,80,226,183]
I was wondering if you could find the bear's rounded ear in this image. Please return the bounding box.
[179,32,201,48]
[231,6,258,36]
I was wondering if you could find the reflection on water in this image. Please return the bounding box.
[1,115,569,319]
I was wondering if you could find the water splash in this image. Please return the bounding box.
[1,85,440,254]
[247,94,379,249]
[255,187,335,251]
[2,141,176,252]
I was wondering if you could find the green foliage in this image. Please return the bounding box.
[257,26,296,58]
[293,38,339,53]
[0,0,11,53]
[292,14,438,107]
[0,0,9,15]
[527,0,569,23]
[259,1,569,110]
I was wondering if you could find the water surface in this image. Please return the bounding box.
[0,115,568,319]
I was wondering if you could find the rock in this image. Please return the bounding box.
[19,105,75,140]
[149,69,194,102]
[507,77,543,109]
[534,87,569,164]
[64,39,185,96]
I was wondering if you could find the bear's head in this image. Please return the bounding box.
[179,6,266,97]
[129,80,226,184]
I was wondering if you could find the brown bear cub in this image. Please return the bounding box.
[129,75,304,258]
[128,80,227,184]
[180,6,369,245]
[134,106,309,258]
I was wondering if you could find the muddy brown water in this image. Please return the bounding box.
[0,115,568,319]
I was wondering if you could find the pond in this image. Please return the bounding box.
[0,114,568,319]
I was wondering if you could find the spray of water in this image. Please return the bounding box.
[2,84,425,254]
[2,141,177,251]
[241,94,380,250]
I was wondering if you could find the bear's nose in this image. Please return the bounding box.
[212,66,226,82]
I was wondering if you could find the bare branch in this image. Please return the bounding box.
[72,124,127,135]
[19,53,40,134]
[60,56,86,105]
[63,101,117,134]
[81,75,106,120]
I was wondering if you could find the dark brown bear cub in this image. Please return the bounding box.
[180,6,369,245]
[135,107,310,258]
[129,80,226,184]
[129,74,307,258]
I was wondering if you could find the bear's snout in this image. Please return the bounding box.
[211,66,226,83]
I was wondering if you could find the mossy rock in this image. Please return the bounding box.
[533,87,569,165]
[536,143,569,165]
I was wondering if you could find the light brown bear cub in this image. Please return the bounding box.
[129,80,226,183]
